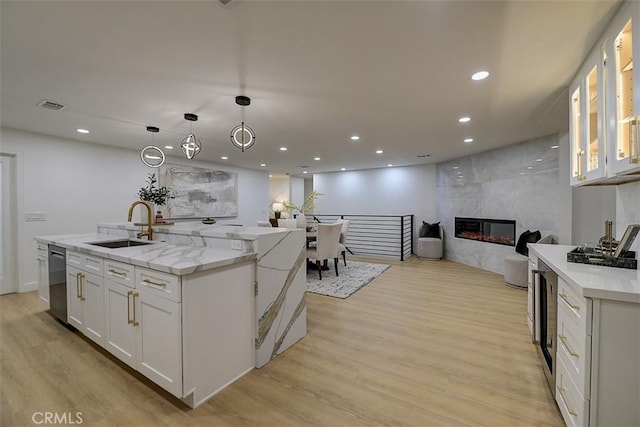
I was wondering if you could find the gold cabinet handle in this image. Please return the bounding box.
[76,272,82,299]
[559,293,580,311]
[557,385,578,416]
[79,273,86,301]
[575,151,581,178]
[132,292,139,326]
[632,117,640,163]
[559,335,580,358]
[127,290,133,324]
[142,278,166,288]
[109,268,127,277]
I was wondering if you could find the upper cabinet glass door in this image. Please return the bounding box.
[606,2,640,176]
[586,65,600,173]
[569,47,606,186]
[570,86,583,184]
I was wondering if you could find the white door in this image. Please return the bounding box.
[0,154,17,295]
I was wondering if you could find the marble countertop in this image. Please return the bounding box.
[36,233,256,276]
[97,222,295,240]
[529,244,640,303]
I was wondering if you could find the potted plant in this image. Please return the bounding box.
[138,173,171,221]
[283,191,323,229]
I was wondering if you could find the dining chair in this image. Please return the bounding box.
[257,220,272,227]
[306,222,342,280]
[277,218,298,229]
[335,219,351,266]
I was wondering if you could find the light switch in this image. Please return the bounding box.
[230,240,242,250]
[25,212,46,222]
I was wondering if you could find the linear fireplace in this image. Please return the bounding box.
[455,217,516,246]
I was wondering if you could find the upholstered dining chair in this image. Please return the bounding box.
[306,222,342,280]
[277,218,298,229]
[335,219,351,266]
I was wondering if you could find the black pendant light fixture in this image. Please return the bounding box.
[140,126,165,168]
[230,96,255,152]
[180,113,202,160]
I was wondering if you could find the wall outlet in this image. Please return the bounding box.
[230,240,242,250]
[25,212,46,222]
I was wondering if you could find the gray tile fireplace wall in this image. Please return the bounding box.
[436,134,560,275]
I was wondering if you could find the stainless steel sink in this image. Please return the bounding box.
[86,239,154,249]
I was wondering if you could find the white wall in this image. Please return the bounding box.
[313,164,437,244]
[269,176,289,218]
[289,176,305,210]
[571,185,617,245]
[616,181,640,254]
[1,127,269,292]
[558,132,572,244]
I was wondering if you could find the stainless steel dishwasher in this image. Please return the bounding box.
[48,245,67,324]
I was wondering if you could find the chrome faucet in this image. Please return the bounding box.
[127,200,154,240]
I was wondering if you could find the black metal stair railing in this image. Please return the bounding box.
[300,214,414,261]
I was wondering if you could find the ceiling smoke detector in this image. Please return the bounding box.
[37,99,65,111]
[219,0,232,4]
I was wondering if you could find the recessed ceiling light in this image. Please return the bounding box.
[536,158,543,162]
[303,171,308,174]
[527,166,533,169]
[280,147,287,151]
[164,145,174,150]
[350,135,360,141]
[453,166,459,169]
[458,117,471,123]
[314,157,321,161]
[471,71,490,81]
[341,167,346,171]
[260,163,266,167]
[464,138,474,143]
[376,150,384,154]
[520,172,525,175]
[76,128,90,134]
[551,145,559,149]
[387,164,393,167]
[221,156,229,160]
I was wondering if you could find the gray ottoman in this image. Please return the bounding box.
[504,253,528,289]
[417,237,443,259]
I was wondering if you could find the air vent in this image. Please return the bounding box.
[37,100,65,111]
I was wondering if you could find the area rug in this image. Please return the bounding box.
[306,261,390,299]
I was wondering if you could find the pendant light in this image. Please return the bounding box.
[180,113,202,159]
[230,96,255,152]
[140,126,165,168]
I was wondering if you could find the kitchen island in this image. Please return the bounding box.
[36,224,307,408]
[528,244,639,427]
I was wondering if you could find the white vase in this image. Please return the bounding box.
[296,214,307,229]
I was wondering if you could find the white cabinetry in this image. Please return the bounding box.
[555,276,592,427]
[66,251,104,346]
[527,253,538,340]
[103,262,182,396]
[36,243,49,309]
[570,47,607,186]
[570,1,640,186]
[555,277,639,427]
[604,1,640,177]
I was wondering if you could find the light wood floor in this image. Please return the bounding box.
[1,256,564,426]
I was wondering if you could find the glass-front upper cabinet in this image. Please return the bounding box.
[569,47,606,186]
[604,1,640,176]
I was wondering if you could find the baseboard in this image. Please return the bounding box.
[21,281,38,293]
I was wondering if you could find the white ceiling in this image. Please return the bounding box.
[1,0,621,177]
